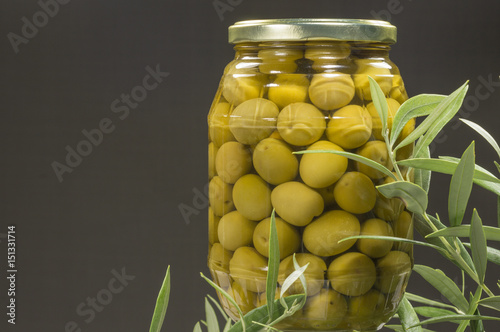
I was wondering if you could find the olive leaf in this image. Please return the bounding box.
[408,314,500,329]
[377,181,428,215]
[456,286,483,332]
[414,306,461,324]
[295,149,396,180]
[397,295,424,332]
[448,142,475,227]
[227,295,305,332]
[460,118,500,160]
[207,294,230,322]
[206,298,220,332]
[478,296,500,312]
[149,265,171,332]
[368,76,390,140]
[413,265,469,313]
[405,292,461,313]
[463,243,500,267]
[265,209,280,321]
[390,94,446,147]
[193,322,203,332]
[426,225,500,242]
[470,210,488,284]
[413,146,432,193]
[339,235,449,255]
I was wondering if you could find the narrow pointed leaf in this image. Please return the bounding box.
[223,319,232,332]
[426,225,500,242]
[405,292,460,313]
[409,315,500,328]
[205,298,220,332]
[377,181,428,215]
[280,263,308,298]
[149,266,171,332]
[413,146,432,193]
[470,210,487,283]
[397,158,500,184]
[495,161,500,174]
[295,150,396,180]
[448,142,475,226]
[478,296,500,312]
[193,322,202,332]
[399,82,469,157]
[390,94,446,146]
[207,294,230,321]
[413,265,469,313]
[461,118,500,159]
[369,76,389,140]
[498,195,500,228]
[228,295,305,332]
[457,286,482,332]
[266,210,280,320]
[463,242,500,267]
[414,306,461,323]
[339,235,449,255]
[397,295,423,332]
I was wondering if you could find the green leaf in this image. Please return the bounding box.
[280,261,308,298]
[409,315,500,328]
[414,306,461,324]
[377,181,428,215]
[478,296,500,312]
[223,319,232,332]
[397,295,424,332]
[457,286,483,332]
[405,292,460,313]
[448,142,475,227]
[390,94,446,146]
[294,149,396,180]
[470,210,487,284]
[495,161,500,174]
[193,322,202,332]
[426,225,500,242]
[397,82,469,157]
[339,235,449,255]
[205,298,220,332]
[413,146,432,193]
[460,118,500,160]
[498,196,500,228]
[228,295,305,332]
[201,273,246,330]
[397,158,500,184]
[207,294,230,322]
[385,325,437,332]
[368,76,389,140]
[463,243,500,267]
[413,265,469,313]
[266,210,280,321]
[149,266,171,332]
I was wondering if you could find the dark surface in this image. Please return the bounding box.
[1,0,500,331]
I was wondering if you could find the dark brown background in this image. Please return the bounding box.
[1,0,500,331]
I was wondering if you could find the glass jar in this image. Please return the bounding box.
[207,19,414,331]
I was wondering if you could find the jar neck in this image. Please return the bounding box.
[350,42,391,59]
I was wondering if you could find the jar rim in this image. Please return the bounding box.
[228,18,397,44]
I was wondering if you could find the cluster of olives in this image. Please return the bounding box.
[208,42,414,331]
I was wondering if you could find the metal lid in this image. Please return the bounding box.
[228,18,397,44]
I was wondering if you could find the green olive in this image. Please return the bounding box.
[258,48,303,74]
[208,142,218,179]
[229,246,268,293]
[373,175,404,222]
[229,98,279,145]
[333,171,377,214]
[315,184,336,207]
[355,140,393,180]
[356,218,394,258]
[304,42,351,72]
[327,252,377,296]
[208,207,220,245]
[218,211,257,251]
[208,102,236,147]
[303,210,360,257]
[392,210,413,253]
[271,181,324,227]
[268,74,309,109]
[326,105,373,149]
[366,97,400,140]
[303,289,347,330]
[353,59,393,101]
[252,138,298,185]
[341,289,387,330]
[390,75,409,104]
[215,141,252,184]
[223,281,257,316]
[278,253,327,297]
[375,251,412,294]
[208,242,233,273]
[233,174,272,221]
[277,102,326,146]
[222,63,267,106]
[299,140,348,188]
[308,73,355,110]
[209,176,234,217]
[253,216,300,259]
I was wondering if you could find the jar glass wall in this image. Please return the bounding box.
[207,19,414,331]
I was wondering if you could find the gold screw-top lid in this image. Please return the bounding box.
[228,18,397,44]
